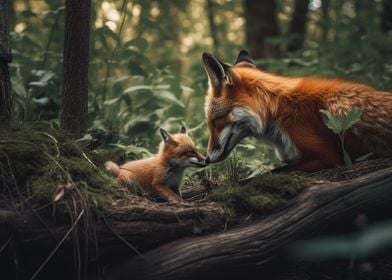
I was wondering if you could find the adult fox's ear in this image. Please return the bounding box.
[180,126,187,134]
[202,53,233,91]
[235,50,256,68]
[160,128,176,145]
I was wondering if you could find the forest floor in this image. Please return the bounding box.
[1,122,392,279]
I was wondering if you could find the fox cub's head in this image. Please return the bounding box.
[203,50,266,163]
[159,127,207,168]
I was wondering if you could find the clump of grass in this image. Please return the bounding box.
[208,173,310,218]
[0,121,122,215]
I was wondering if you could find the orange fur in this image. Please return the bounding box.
[203,52,392,172]
[105,129,206,203]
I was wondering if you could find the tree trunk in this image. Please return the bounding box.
[355,0,372,36]
[106,167,392,280]
[287,0,310,51]
[0,0,11,123]
[243,0,280,59]
[381,0,392,33]
[206,0,220,55]
[60,0,91,138]
[321,0,330,41]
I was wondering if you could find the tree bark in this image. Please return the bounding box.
[60,0,91,138]
[287,0,310,51]
[106,167,392,280]
[381,0,392,33]
[243,0,280,59]
[0,0,11,123]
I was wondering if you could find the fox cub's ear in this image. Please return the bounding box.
[160,128,176,145]
[180,126,187,134]
[235,50,256,68]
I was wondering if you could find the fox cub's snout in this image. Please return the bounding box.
[105,126,208,203]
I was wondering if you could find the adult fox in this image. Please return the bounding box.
[202,50,392,172]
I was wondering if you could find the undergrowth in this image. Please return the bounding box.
[0,121,122,216]
[208,173,310,218]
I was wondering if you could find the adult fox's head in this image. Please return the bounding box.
[203,50,272,163]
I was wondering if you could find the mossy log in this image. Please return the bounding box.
[0,196,224,253]
[105,167,392,280]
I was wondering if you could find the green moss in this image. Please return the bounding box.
[208,173,310,218]
[0,122,122,215]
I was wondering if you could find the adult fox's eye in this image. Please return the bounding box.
[213,117,226,130]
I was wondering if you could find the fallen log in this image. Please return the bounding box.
[105,166,392,280]
[0,194,224,253]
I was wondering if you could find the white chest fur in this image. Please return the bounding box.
[231,107,300,163]
[164,167,184,193]
[265,125,300,163]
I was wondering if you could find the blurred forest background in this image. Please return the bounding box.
[8,0,392,178]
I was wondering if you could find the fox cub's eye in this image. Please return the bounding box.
[182,150,194,157]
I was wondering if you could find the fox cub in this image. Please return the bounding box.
[105,127,207,203]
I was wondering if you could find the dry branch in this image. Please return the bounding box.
[105,167,392,280]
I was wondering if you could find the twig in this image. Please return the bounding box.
[102,215,144,259]
[0,236,11,255]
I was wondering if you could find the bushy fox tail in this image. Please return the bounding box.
[105,161,120,177]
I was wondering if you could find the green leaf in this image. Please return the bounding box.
[33,97,50,105]
[155,90,184,107]
[29,71,56,87]
[103,97,121,106]
[237,143,257,151]
[11,77,27,98]
[187,122,205,133]
[319,109,343,134]
[341,108,363,130]
[93,26,121,51]
[320,108,363,134]
[123,85,152,94]
[124,37,149,52]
